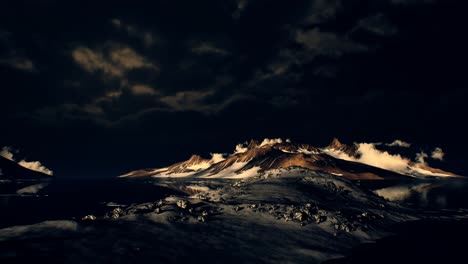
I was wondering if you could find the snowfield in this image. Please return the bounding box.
[0,168,429,263]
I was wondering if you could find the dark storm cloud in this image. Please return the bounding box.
[190,41,230,56]
[295,28,367,57]
[353,13,398,37]
[1,0,467,177]
[302,0,343,25]
[110,18,159,48]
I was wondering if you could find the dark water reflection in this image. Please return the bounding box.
[361,178,468,210]
[328,177,468,264]
[0,178,183,228]
[325,218,468,264]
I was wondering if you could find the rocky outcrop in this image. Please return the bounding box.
[327,137,360,158]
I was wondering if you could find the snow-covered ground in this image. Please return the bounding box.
[0,168,466,263]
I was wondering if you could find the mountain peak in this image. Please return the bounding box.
[247,139,260,149]
[327,137,360,158]
[188,154,203,162]
[329,137,343,149]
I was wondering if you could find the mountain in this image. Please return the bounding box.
[327,137,360,157]
[120,138,458,180]
[122,154,221,178]
[0,156,51,180]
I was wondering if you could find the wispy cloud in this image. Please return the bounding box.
[415,151,428,165]
[232,0,249,20]
[159,90,243,113]
[260,138,284,147]
[159,90,214,112]
[324,140,452,177]
[130,85,158,95]
[190,42,229,56]
[431,147,445,161]
[72,45,158,79]
[386,139,411,148]
[295,28,367,57]
[354,13,398,37]
[302,0,343,25]
[0,57,37,72]
[0,146,53,175]
[110,18,158,47]
[0,30,37,72]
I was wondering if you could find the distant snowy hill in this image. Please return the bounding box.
[120,138,458,180]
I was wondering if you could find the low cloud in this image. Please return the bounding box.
[352,143,410,172]
[210,153,226,163]
[234,144,248,154]
[0,146,14,160]
[0,147,53,176]
[431,147,445,161]
[18,160,54,176]
[386,139,411,148]
[324,141,448,176]
[415,151,428,165]
[234,138,290,153]
[260,138,284,147]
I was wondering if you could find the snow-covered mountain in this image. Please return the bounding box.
[120,138,457,179]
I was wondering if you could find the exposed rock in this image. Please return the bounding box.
[177,200,188,209]
[294,212,307,222]
[233,206,244,212]
[156,200,164,207]
[82,215,97,221]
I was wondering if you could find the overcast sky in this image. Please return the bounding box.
[1,0,467,178]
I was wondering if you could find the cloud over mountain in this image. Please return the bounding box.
[0,147,53,176]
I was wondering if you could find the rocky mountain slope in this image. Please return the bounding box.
[120,138,457,180]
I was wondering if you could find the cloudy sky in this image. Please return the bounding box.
[1,0,467,177]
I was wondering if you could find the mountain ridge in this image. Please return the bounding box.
[120,138,458,180]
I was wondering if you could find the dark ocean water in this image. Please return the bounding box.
[326,177,468,264]
[361,178,468,209]
[325,218,468,264]
[0,178,183,228]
